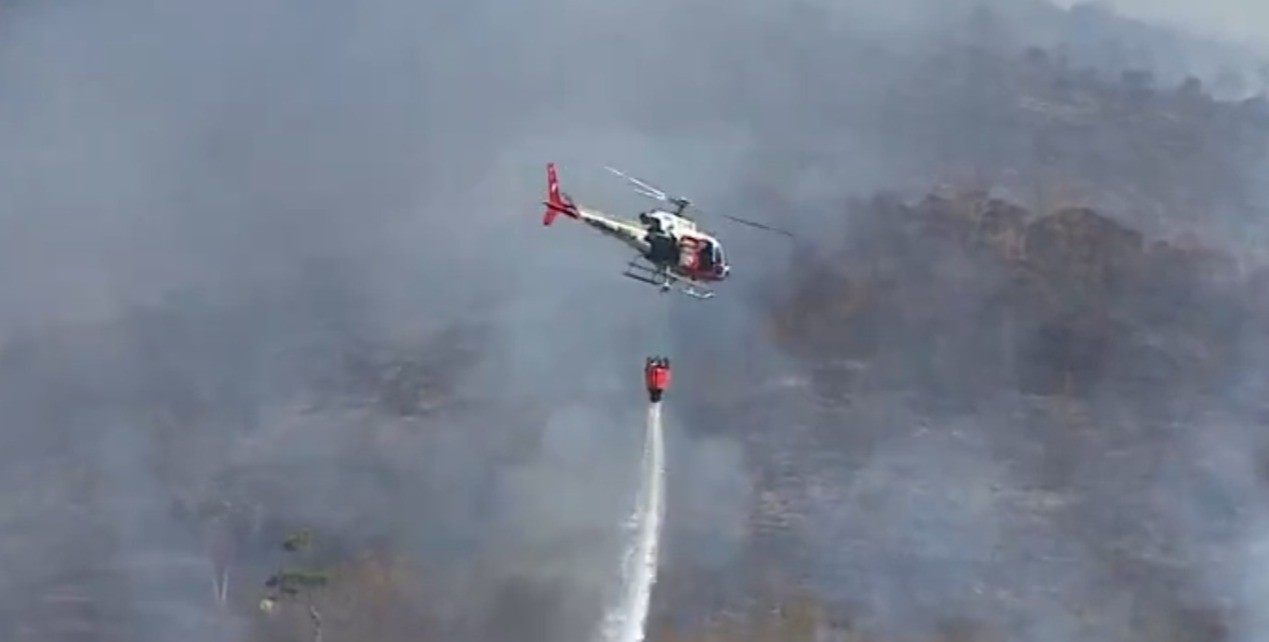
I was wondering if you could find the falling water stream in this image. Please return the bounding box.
[595,401,666,642]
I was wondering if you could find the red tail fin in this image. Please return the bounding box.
[542,162,577,225]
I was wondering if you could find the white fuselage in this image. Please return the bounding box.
[569,205,727,286]
[574,206,652,253]
[642,210,698,235]
[574,207,701,251]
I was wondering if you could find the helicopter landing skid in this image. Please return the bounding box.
[622,258,715,300]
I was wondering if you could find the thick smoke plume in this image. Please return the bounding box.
[3,0,1269,641]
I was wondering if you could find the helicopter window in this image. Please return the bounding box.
[644,212,664,233]
[697,240,715,269]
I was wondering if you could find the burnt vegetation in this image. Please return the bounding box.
[647,32,1269,642]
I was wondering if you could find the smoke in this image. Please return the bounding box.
[0,0,782,637]
[1050,0,1269,52]
[4,0,1269,640]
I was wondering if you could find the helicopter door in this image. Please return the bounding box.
[678,237,700,270]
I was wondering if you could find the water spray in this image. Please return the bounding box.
[595,357,670,642]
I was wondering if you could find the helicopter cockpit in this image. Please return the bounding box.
[637,210,659,231]
[639,210,677,232]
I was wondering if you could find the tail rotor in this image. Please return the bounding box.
[542,162,579,225]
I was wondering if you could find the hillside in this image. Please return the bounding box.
[641,188,1262,641]
[642,32,1269,642]
[5,3,1269,642]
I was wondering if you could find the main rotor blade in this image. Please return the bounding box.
[720,213,794,237]
[605,164,788,236]
[605,166,670,203]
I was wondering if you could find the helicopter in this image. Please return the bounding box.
[540,162,791,299]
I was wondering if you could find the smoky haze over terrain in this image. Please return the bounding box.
[3,0,1269,641]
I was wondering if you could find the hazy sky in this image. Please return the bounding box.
[1051,0,1269,51]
